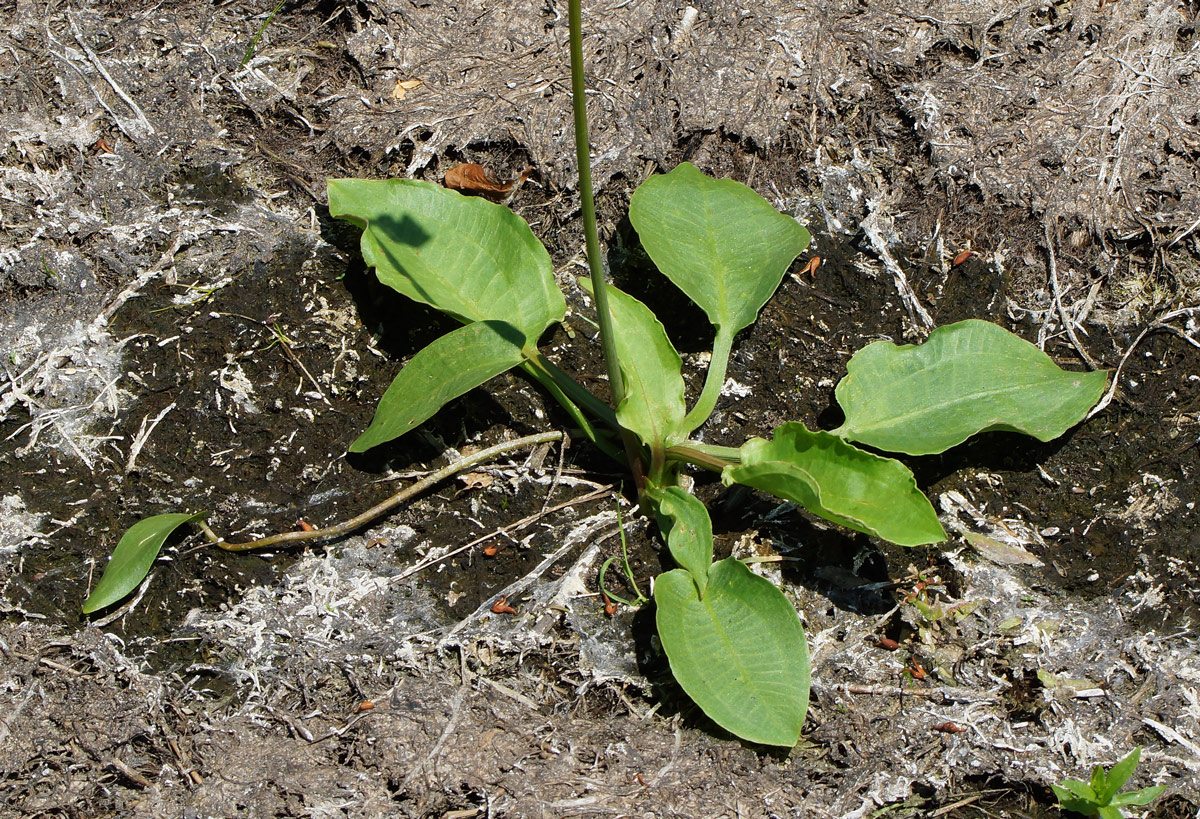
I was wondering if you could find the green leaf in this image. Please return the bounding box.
[1055,778,1100,802]
[1110,786,1165,808]
[1096,807,1122,819]
[646,485,712,592]
[724,422,946,547]
[580,278,686,451]
[1092,765,1112,801]
[327,178,565,340]
[833,320,1108,455]
[1052,783,1100,816]
[629,163,811,432]
[628,162,810,336]
[350,320,527,452]
[655,558,810,746]
[1101,747,1143,800]
[82,512,207,613]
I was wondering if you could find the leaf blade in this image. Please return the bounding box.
[834,320,1108,455]
[1100,746,1143,802]
[655,558,810,746]
[1110,786,1165,807]
[82,512,207,613]
[350,320,527,452]
[628,162,810,335]
[327,178,566,340]
[724,422,946,546]
[580,278,686,450]
[646,485,712,591]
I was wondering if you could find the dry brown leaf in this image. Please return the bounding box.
[391,78,423,100]
[444,163,532,200]
[457,471,495,490]
[962,531,1043,566]
[444,163,514,196]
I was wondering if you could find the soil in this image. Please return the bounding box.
[2,0,1199,817]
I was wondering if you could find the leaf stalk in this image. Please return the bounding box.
[199,431,565,551]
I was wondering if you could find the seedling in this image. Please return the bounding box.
[1052,746,1164,817]
[598,502,648,609]
[84,0,1108,747]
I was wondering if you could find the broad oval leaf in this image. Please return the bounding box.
[655,558,810,746]
[628,162,810,335]
[833,320,1108,455]
[83,512,207,613]
[724,422,946,547]
[351,320,527,452]
[580,278,686,450]
[645,485,712,592]
[327,178,566,340]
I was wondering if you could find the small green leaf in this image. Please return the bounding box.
[83,512,207,613]
[646,485,712,592]
[580,278,686,451]
[1052,782,1100,816]
[655,558,810,746]
[327,178,565,340]
[1110,786,1165,808]
[724,422,946,546]
[350,320,527,452]
[834,320,1108,455]
[1101,746,1143,800]
[1055,779,1099,802]
[629,162,810,336]
[1096,807,1122,819]
[1092,764,1114,803]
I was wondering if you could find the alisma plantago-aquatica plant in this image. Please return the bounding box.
[85,0,1107,746]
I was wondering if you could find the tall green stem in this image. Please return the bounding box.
[568,0,647,488]
[567,0,623,406]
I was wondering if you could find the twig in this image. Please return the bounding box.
[1142,717,1200,761]
[109,757,154,789]
[96,234,187,326]
[1087,306,1200,420]
[0,683,39,746]
[1044,222,1099,369]
[201,431,565,551]
[862,207,934,330]
[817,681,999,704]
[268,323,330,405]
[67,12,154,138]
[124,402,176,474]
[89,570,156,627]
[404,682,468,789]
[395,483,613,582]
[1168,213,1200,248]
[930,795,982,817]
[444,504,618,641]
[539,432,569,515]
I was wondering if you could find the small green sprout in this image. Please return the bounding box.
[598,501,648,609]
[1052,746,1165,818]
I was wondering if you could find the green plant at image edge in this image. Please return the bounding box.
[1052,746,1165,817]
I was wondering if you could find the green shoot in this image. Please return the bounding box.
[240,0,287,69]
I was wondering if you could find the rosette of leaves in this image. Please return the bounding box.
[88,162,1106,748]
